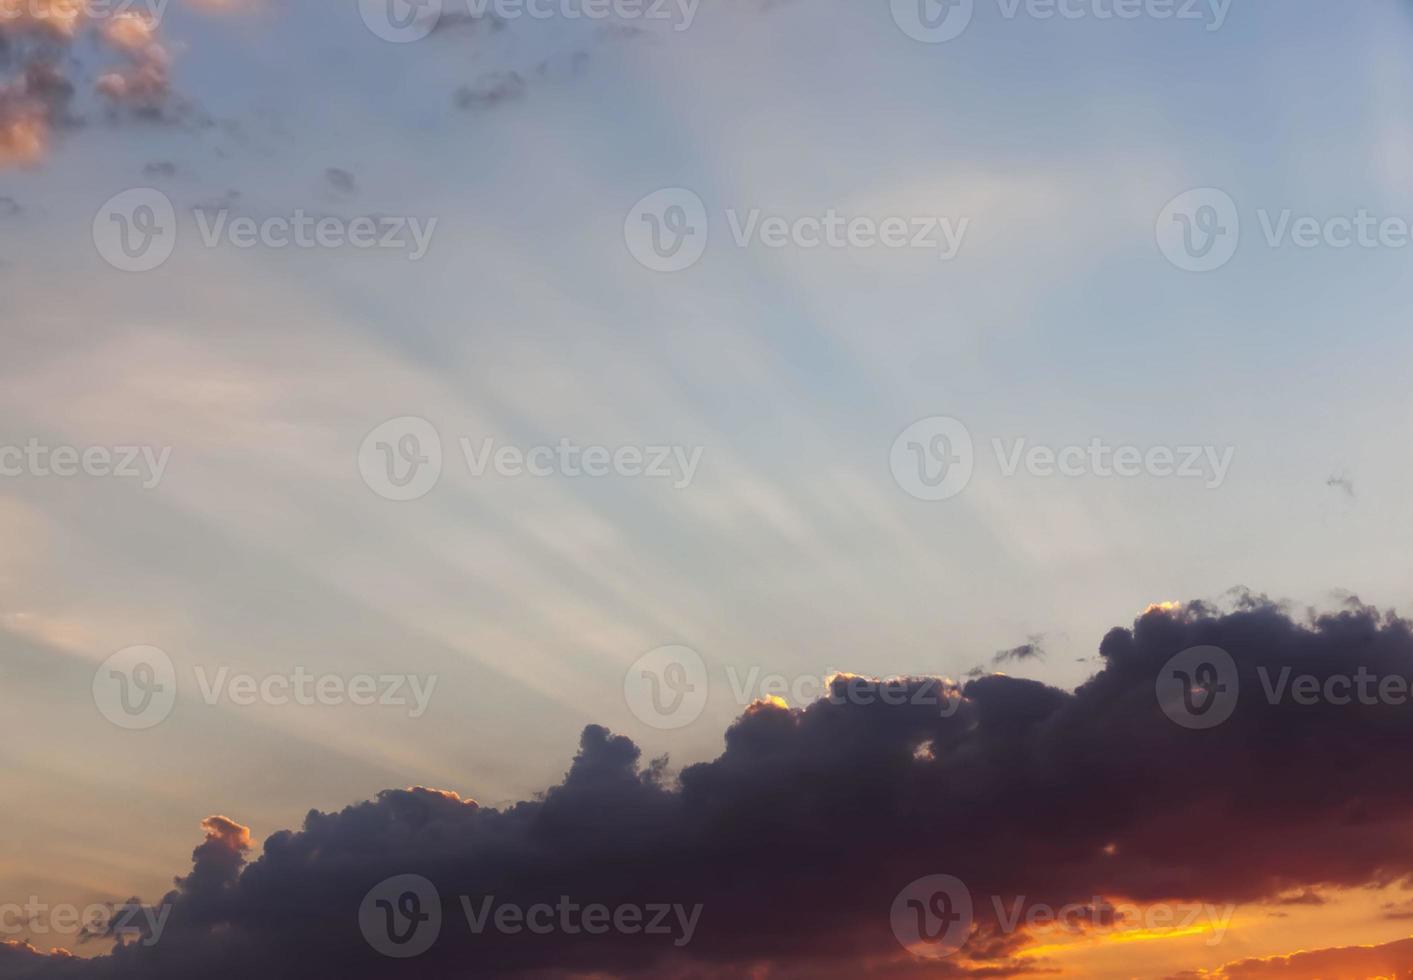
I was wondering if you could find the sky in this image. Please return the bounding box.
[3,0,1413,976]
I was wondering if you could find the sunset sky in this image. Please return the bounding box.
[4,0,1413,977]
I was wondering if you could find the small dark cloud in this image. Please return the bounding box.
[537,50,591,80]
[0,197,20,218]
[1382,898,1413,920]
[993,635,1047,665]
[324,167,357,196]
[143,161,178,179]
[1327,475,1355,498]
[454,71,527,110]
[1272,889,1325,906]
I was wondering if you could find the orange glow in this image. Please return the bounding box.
[0,113,46,168]
[1022,921,1216,957]
[0,0,84,36]
[746,695,790,712]
[102,11,159,51]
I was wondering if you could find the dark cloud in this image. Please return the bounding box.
[7,597,1413,978]
[1326,474,1355,498]
[992,635,1047,665]
[454,71,527,110]
[1269,888,1324,906]
[143,160,177,178]
[323,167,357,196]
[535,50,590,81]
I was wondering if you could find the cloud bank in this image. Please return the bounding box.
[5,596,1413,977]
